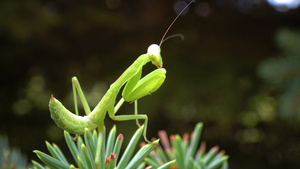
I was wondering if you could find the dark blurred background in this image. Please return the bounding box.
[1,0,300,168]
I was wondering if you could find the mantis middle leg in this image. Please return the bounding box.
[108,100,150,143]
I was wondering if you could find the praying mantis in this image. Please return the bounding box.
[49,44,165,143]
[49,1,194,143]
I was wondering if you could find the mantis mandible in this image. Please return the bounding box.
[49,1,194,143]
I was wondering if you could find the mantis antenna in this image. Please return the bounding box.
[159,0,195,47]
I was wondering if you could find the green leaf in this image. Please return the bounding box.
[69,165,76,169]
[144,157,160,168]
[105,125,117,158]
[158,160,176,169]
[203,146,218,165]
[64,131,79,165]
[33,150,69,169]
[185,122,203,165]
[171,135,185,168]
[112,134,124,166]
[84,128,96,158]
[136,162,146,169]
[117,125,143,168]
[126,139,159,168]
[45,142,68,165]
[94,132,103,169]
[81,144,96,169]
[53,144,69,165]
[77,155,85,169]
[31,160,45,169]
[207,156,229,169]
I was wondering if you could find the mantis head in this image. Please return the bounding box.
[147,44,163,68]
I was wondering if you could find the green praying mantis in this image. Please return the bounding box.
[49,1,194,143]
[49,44,165,143]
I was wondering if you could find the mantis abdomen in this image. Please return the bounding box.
[49,95,98,134]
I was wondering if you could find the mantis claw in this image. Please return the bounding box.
[71,135,78,141]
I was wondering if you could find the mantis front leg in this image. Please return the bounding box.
[109,67,166,142]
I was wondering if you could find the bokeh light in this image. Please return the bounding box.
[268,0,300,12]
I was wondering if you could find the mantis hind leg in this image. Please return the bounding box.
[72,77,92,115]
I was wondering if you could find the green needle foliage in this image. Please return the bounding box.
[144,122,229,169]
[0,136,28,169]
[32,126,175,169]
[258,28,300,120]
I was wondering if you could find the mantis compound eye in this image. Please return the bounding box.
[147,44,163,68]
[148,44,160,56]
